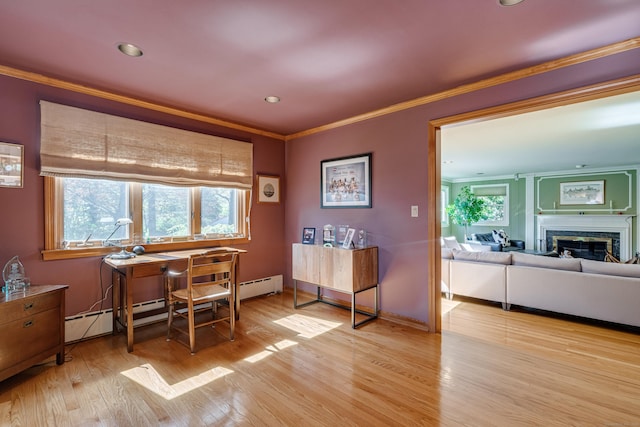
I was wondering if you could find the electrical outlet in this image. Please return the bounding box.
[411,205,419,217]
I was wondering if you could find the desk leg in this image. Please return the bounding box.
[234,259,240,320]
[234,281,240,321]
[126,269,134,353]
[112,270,121,335]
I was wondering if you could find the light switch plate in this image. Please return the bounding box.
[411,205,419,217]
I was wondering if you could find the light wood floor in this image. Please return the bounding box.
[1,290,639,426]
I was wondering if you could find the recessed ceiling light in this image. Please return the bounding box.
[498,0,525,6]
[117,43,143,57]
[264,96,281,104]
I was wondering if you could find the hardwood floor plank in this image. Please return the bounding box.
[1,291,639,426]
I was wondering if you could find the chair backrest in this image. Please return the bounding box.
[187,249,238,295]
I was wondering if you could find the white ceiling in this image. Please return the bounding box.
[441,89,640,180]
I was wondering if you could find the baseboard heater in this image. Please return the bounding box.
[65,274,283,343]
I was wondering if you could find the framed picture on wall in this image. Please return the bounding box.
[256,174,280,203]
[560,180,604,205]
[321,153,372,208]
[0,142,24,188]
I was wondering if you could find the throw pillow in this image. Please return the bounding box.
[442,236,462,250]
[492,229,511,247]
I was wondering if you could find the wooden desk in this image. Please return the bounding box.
[292,243,378,328]
[105,248,244,352]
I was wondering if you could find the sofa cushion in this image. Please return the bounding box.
[442,236,462,250]
[492,229,510,247]
[472,232,494,243]
[460,242,493,252]
[441,247,454,260]
[511,252,582,271]
[452,249,512,265]
[581,259,640,278]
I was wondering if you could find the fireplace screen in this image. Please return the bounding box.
[552,236,612,261]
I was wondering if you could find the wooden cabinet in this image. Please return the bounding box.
[292,244,378,327]
[0,285,67,382]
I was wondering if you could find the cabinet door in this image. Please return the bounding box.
[352,247,379,292]
[292,244,321,284]
[324,249,354,292]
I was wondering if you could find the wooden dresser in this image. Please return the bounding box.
[0,285,67,382]
[292,243,378,328]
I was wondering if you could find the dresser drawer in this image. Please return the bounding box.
[0,291,62,323]
[0,307,62,368]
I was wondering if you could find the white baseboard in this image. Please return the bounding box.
[64,275,283,343]
[239,274,283,300]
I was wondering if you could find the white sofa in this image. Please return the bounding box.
[441,237,492,300]
[441,248,640,328]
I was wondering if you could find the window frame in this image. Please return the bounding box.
[471,183,510,227]
[42,176,250,260]
[441,185,450,226]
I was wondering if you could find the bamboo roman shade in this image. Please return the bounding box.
[471,184,507,197]
[39,101,253,188]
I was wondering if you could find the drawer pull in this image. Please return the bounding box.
[23,320,34,328]
[24,302,34,311]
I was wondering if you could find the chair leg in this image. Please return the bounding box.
[188,301,196,354]
[211,300,217,319]
[166,301,174,341]
[229,296,235,341]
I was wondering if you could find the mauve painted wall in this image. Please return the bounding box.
[0,75,285,315]
[284,49,640,324]
[1,48,638,322]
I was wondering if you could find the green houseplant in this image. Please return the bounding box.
[445,185,488,240]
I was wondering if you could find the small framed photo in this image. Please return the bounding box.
[321,153,371,208]
[0,142,24,188]
[256,174,280,203]
[342,228,356,249]
[302,227,316,244]
[560,180,604,205]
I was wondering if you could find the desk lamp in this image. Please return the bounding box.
[104,218,136,259]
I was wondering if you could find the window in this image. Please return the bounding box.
[40,101,253,260]
[142,183,191,238]
[44,177,249,259]
[441,185,450,226]
[471,183,509,226]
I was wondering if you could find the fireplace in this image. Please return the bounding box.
[537,215,632,261]
[552,235,612,261]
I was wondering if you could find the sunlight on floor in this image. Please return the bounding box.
[121,363,233,400]
[441,298,461,316]
[244,339,298,363]
[273,313,342,338]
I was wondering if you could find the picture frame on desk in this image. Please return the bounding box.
[342,228,356,249]
[302,227,316,244]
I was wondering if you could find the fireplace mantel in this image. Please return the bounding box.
[537,215,633,260]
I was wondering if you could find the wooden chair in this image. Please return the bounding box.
[165,249,238,354]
